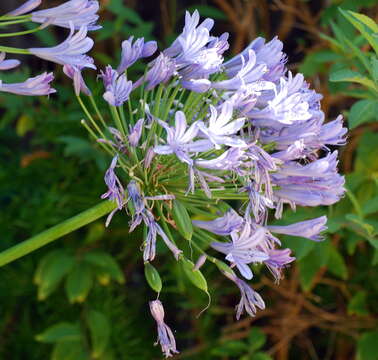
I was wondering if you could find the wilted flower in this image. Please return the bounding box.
[149,300,179,358]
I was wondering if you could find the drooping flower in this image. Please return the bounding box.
[29,25,95,68]
[223,271,265,319]
[101,155,125,226]
[0,73,55,96]
[63,64,91,96]
[149,300,179,358]
[31,0,101,30]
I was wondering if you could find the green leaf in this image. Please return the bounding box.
[87,310,111,359]
[363,196,378,216]
[330,69,378,92]
[251,353,273,360]
[340,9,378,55]
[357,330,378,360]
[51,341,88,360]
[36,322,82,343]
[144,262,162,293]
[35,251,75,300]
[65,262,93,303]
[248,327,267,351]
[172,200,193,241]
[298,241,330,291]
[327,247,348,280]
[84,251,125,284]
[348,291,369,316]
[180,258,208,293]
[348,100,378,129]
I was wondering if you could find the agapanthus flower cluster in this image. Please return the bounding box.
[87,11,346,356]
[1,5,347,357]
[0,0,100,96]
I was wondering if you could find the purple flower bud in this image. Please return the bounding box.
[149,300,179,358]
[128,119,144,147]
[0,72,55,96]
[117,37,157,73]
[31,0,101,30]
[7,0,41,16]
[29,25,95,69]
[194,254,207,270]
[0,53,21,71]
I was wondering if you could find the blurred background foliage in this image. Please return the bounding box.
[1,0,378,359]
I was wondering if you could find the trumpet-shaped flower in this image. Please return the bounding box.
[29,25,95,68]
[31,0,101,30]
[0,73,55,96]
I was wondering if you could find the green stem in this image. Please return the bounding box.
[0,18,30,27]
[0,45,30,54]
[0,201,117,267]
[88,95,106,129]
[0,24,44,37]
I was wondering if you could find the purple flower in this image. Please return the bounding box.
[6,0,41,16]
[213,50,267,91]
[101,66,132,106]
[181,78,211,93]
[0,53,20,71]
[164,10,228,79]
[264,248,295,281]
[268,216,327,241]
[63,64,91,96]
[223,271,265,319]
[149,300,179,358]
[197,102,246,148]
[117,37,157,73]
[249,73,312,126]
[31,0,101,30]
[101,155,125,227]
[29,25,95,68]
[224,36,285,82]
[128,119,144,147]
[319,115,347,147]
[0,72,55,96]
[196,148,246,172]
[193,209,244,236]
[144,54,176,90]
[211,225,269,280]
[276,151,338,178]
[127,181,182,261]
[154,111,211,165]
